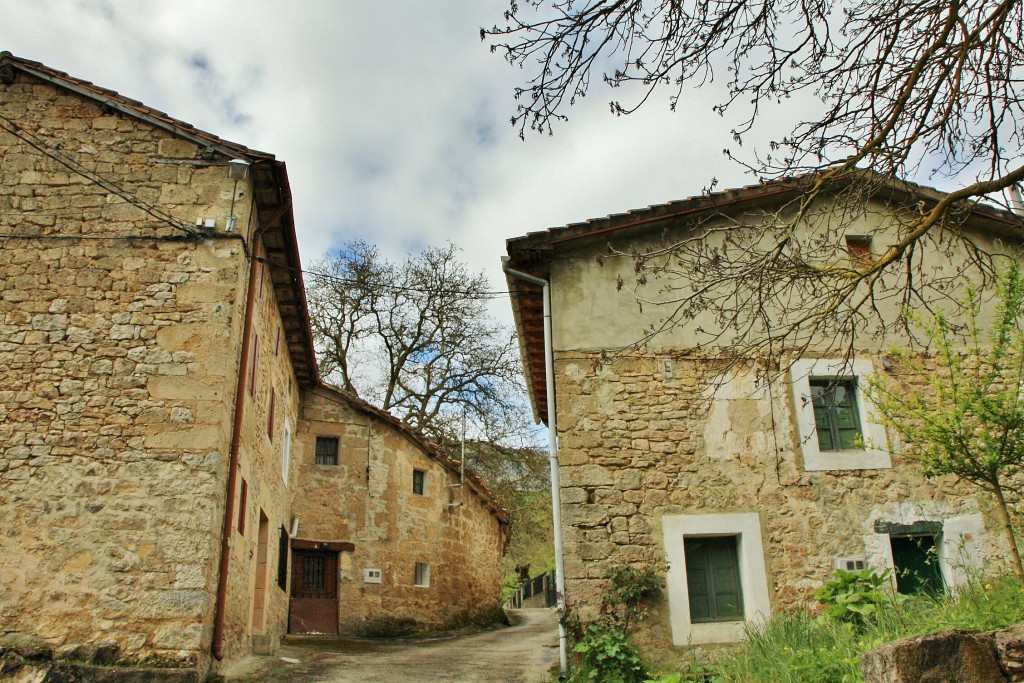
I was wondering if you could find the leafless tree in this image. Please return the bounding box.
[307,241,535,447]
[485,0,1024,367]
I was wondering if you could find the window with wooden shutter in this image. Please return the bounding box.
[248,334,259,398]
[810,379,863,451]
[277,526,289,591]
[684,536,744,622]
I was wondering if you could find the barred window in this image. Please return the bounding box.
[316,436,339,466]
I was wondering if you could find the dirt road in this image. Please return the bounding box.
[221,608,560,683]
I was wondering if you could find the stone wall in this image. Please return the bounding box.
[293,387,506,635]
[553,352,1007,652]
[0,70,257,670]
[860,624,1024,682]
[216,252,301,664]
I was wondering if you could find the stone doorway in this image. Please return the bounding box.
[251,510,270,634]
[288,549,339,635]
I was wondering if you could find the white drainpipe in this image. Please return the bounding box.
[1009,184,1024,216]
[502,257,568,678]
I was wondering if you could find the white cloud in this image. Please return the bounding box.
[0,0,797,323]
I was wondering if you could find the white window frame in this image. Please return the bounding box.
[414,562,430,587]
[863,512,984,593]
[281,418,291,485]
[663,512,771,645]
[790,358,890,471]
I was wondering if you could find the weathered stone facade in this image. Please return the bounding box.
[0,60,256,672]
[505,180,1020,654]
[294,387,508,636]
[0,52,508,678]
[554,353,1001,650]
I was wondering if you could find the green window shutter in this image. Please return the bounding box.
[685,536,744,622]
[810,379,863,451]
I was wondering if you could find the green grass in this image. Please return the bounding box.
[645,574,1024,683]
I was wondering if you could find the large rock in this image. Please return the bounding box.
[995,624,1024,682]
[0,632,52,661]
[861,629,1005,683]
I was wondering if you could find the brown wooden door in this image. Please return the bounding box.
[288,550,338,634]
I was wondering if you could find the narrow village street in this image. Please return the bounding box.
[221,608,560,683]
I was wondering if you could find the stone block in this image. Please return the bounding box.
[563,464,614,487]
[614,469,643,490]
[996,624,1024,682]
[157,138,199,158]
[0,632,52,661]
[860,629,1004,683]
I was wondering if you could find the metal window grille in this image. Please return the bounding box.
[315,436,339,465]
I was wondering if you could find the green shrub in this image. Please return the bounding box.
[715,611,862,683]
[811,568,903,629]
[648,572,1024,683]
[572,623,648,683]
[567,564,663,681]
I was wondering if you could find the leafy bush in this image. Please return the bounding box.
[602,564,663,631]
[646,572,1024,683]
[573,624,647,683]
[811,568,903,628]
[567,564,663,682]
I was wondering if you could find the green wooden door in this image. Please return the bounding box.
[890,535,944,595]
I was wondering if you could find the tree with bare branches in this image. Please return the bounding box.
[307,242,551,573]
[306,241,538,448]
[485,0,1024,364]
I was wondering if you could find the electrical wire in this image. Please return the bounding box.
[252,255,515,299]
[0,231,196,242]
[0,114,514,298]
[0,112,202,238]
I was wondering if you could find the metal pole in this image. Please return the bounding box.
[502,260,568,677]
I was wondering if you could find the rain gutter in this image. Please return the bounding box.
[501,257,568,678]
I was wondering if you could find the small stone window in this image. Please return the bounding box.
[315,436,339,466]
[412,469,426,496]
[267,388,276,441]
[414,562,430,587]
[237,478,248,535]
[845,235,874,265]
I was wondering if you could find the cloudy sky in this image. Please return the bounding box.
[1,0,783,318]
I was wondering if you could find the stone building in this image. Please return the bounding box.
[0,52,508,679]
[504,176,1022,652]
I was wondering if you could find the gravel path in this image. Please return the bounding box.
[221,608,560,683]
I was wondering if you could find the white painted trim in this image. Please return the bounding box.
[790,358,891,471]
[939,513,984,589]
[663,512,771,645]
[867,512,984,592]
[281,418,292,485]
